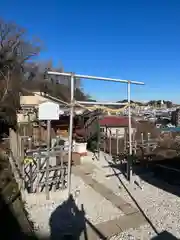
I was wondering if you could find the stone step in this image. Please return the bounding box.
[72,165,138,215]
[80,212,146,240]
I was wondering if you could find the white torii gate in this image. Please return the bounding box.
[47,71,145,197]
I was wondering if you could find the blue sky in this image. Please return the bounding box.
[1,0,180,102]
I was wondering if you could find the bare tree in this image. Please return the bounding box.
[22,60,90,102]
[0,19,41,127]
[0,19,40,101]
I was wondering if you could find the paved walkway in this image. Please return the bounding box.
[73,163,147,239]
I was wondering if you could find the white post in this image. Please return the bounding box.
[127,81,132,181]
[109,129,112,156]
[76,101,127,106]
[45,120,51,200]
[128,82,132,155]
[104,128,106,152]
[141,132,144,145]
[67,73,74,197]
[116,129,119,156]
[47,71,144,85]
[147,132,150,152]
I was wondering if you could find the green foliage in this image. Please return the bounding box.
[87,133,98,152]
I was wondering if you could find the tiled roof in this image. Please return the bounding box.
[99,116,136,127]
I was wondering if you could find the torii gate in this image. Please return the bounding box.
[47,71,144,197]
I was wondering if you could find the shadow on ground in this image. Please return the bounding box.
[103,155,179,240]
[49,194,107,239]
[49,193,86,239]
[0,191,107,239]
[106,156,180,198]
[151,231,178,239]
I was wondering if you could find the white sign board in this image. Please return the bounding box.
[38,101,60,120]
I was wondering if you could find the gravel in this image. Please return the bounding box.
[25,173,123,237]
[25,150,180,239]
[88,151,180,239]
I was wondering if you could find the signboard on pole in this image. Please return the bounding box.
[38,101,60,120]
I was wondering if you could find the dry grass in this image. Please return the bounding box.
[100,121,180,160]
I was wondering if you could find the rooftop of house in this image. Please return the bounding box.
[99,116,136,128]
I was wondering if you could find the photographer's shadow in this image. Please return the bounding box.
[49,194,106,240]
